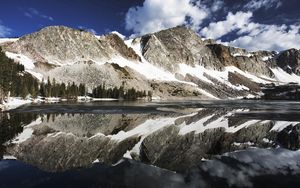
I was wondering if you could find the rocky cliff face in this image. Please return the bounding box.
[140,26,276,77]
[206,44,274,76]
[3,26,109,64]
[140,26,216,72]
[277,48,300,74]
[2,26,141,64]
[1,25,300,99]
[104,33,141,62]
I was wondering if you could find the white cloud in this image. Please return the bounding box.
[0,21,12,37]
[229,24,300,51]
[24,8,54,21]
[200,11,253,39]
[125,0,208,35]
[244,0,282,11]
[210,0,224,12]
[200,10,300,51]
[78,26,97,35]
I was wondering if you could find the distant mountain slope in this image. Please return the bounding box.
[1,25,300,99]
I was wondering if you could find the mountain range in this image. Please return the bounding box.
[1,25,300,100]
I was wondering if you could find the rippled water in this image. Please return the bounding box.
[1,100,300,188]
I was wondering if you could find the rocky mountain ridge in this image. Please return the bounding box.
[1,25,300,99]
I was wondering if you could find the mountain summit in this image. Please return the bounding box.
[1,25,300,99]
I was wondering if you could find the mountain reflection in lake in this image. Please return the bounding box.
[1,100,300,188]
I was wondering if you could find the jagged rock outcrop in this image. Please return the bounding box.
[184,74,249,99]
[104,33,141,61]
[139,26,275,77]
[207,44,273,76]
[140,26,217,72]
[277,48,300,74]
[228,72,261,92]
[2,26,140,65]
[3,26,110,63]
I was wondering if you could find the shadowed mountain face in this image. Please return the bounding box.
[2,101,300,173]
[1,26,300,100]
[277,48,300,74]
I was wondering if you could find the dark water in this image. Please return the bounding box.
[1,100,300,188]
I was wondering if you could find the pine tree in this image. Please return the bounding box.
[52,78,58,97]
[79,83,86,96]
[45,77,52,97]
[0,47,37,100]
[59,83,66,98]
[66,82,71,99]
[39,79,45,97]
[30,81,38,98]
[21,84,29,99]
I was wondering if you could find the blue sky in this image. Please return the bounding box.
[0,0,299,51]
[0,0,143,37]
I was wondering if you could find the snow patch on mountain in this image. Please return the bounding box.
[123,39,196,85]
[231,52,253,57]
[271,68,300,84]
[261,55,273,61]
[4,51,44,81]
[178,64,269,90]
[111,31,126,40]
[0,38,18,44]
[108,56,178,81]
[5,52,35,69]
[179,64,214,84]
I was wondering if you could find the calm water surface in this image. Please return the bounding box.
[1,100,300,188]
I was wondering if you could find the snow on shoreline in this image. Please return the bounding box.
[0,96,130,111]
[0,98,32,111]
[92,98,118,101]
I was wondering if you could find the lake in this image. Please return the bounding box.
[1,100,300,188]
